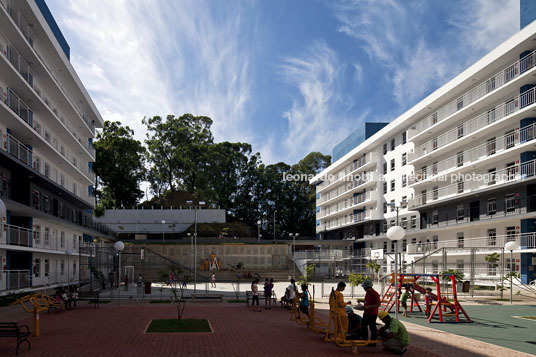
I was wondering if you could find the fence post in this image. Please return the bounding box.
[321,280,324,298]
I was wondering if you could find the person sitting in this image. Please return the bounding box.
[378,311,409,355]
[346,305,363,340]
[281,288,290,308]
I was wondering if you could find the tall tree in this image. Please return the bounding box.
[93,121,146,209]
[143,114,213,195]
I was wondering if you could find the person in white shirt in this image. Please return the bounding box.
[287,279,297,305]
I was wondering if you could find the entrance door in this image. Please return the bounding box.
[470,201,480,221]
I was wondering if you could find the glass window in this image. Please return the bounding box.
[432,137,438,150]
[487,138,496,155]
[433,186,438,200]
[390,180,395,192]
[402,153,407,166]
[390,159,395,171]
[383,182,387,194]
[488,229,497,246]
[488,198,497,215]
[33,225,41,244]
[411,216,417,229]
[505,130,515,149]
[432,162,438,176]
[457,179,464,194]
[488,168,496,185]
[383,143,387,155]
[505,194,516,213]
[402,132,407,144]
[44,259,49,277]
[402,175,407,187]
[457,232,464,248]
[506,162,516,181]
[432,112,438,125]
[457,97,464,110]
[391,139,395,150]
[457,124,464,138]
[34,259,40,278]
[457,151,464,167]
[383,163,387,174]
[390,200,395,212]
[432,210,439,225]
[457,204,465,221]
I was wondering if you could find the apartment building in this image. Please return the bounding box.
[0,0,114,294]
[312,19,536,285]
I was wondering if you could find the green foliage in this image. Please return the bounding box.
[298,264,315,285]
[439,269,464,282]
[93,121,146,208]
[366,260,381,281]
[348,273,370,287]
[485,253,501,267]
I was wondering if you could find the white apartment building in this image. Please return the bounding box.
[312,20,536,286]
[0,0,114,294]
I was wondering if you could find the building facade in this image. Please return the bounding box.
[0,0,113,294]
[312,20,536,285]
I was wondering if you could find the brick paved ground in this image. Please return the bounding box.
[0,301,532,357]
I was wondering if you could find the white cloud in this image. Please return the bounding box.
[49,0,256,144]
[277,40,370,163]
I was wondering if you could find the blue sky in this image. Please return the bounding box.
[47,0,519,165]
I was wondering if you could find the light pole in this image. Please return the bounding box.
[257,220,261,244]
[114,241,125,306]
[187,233,193,285]
[274,210,277,243]
[387,226,405,320]
[187,200,205,293]
[504,240,519,304]
[290,233,299,278]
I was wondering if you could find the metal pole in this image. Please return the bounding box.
[257,223,260,244]
[510,249,513,304]
[118,251,121,306]
[293,234,296,279]
[194,208,198,294]
[394,240,399,320]
[274,210,276,243]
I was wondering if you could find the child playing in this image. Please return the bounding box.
[424,288,433,318]
[401,286,411,317]
[251,279,261,312]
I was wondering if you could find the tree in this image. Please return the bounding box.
[93,121,145,210]
[348,273,370,287]
[439,269,464,297]
[366,260,381,282]
[485,252,502,297]
[143,114,213,196]
[298,264,315,286]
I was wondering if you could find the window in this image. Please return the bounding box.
[457,179,464,194]
[34,259,40,277]
[44,162,50,177]
[457,204,465,221]
[432,262,439,274]
[487,261,497,276]
[432,235,438,249]
[390,200,395,212]
[488,229,497,246]
[421,166,427,179]
[432,210,439,225]
[402,132,407,144]
[401,217,408,229]
[457,151,464,167]
[402,175,407,187]
[432,137,438,150]
[44,227,50,246]
[60,231,65,248]
[505,194,516,213]
[421,190,427,205]
[383,241,387,252]
[383,143,387,155]
[391,139,395,150]
[410,215,417,229]
[383,163,387,174]
[457,124,464,139]
[73,235,77,250]
[432,112,438,125]
[487,108,496,123]
[383,182,387,194]
[390,180,395,192]
[457,97,464,110]
[506,226,516,242]
[487,138,496,155]
[432,162,438,176]
[391,159,395,171]
[433,186,438,200]
[457,232,464,248]
[402,239,407,251]
[505,130,515,149]
[73,260,77,275]
[487,198,497,215]
[33,225,41,244]
[44,259,49,277]
[506,162,516,181]
[60,260,65,275]
[60,174,65,187]
[402,195,407,204]
[488,168,496,185]
[383,202,387,213]
[402,153,407,166]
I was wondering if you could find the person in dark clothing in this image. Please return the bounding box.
[361,280,381,346]
[346,305,362,340]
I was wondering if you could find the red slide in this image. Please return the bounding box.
[412,281,438,301]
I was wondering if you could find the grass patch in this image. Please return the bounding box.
[227,299,247,303]
[146,319,211,333]
[88,300,111,304]
[150,300,171,304]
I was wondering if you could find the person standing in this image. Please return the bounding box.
[334,282,350,332]
[211,273,216,288]
[361,280,381,346]
[401,286,411,317]
[287,279,297,307]
[72,288,78,308]
[264,278,274,310]
[251,278,261,312]
[378,311,409,355]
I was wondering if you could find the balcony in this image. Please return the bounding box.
[409,123,536,186]
[321,211,371,231]
[409,87,536,162]
[320,191,372,219]
[6,43,35,88]
[406,232,535,254]
[408,159,536,208]
[318,173,376,206]
[5,87,33,126]
[3,269,30,290]
[317,152,375,193]
[408,50,536,140]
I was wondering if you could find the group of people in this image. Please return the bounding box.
[333,280,409,355]
[250,277,276,311]
[54,287,79,310]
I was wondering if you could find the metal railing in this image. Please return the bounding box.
[410,86,536,162]
[316,153,374,192]
[408,50,536,139]
[319,173,376,205]
[5,270,31,290]
[1,130,32,166]
[409,159,536,208]
[6,43,36,87]
[321,210,371,231]
[6,87,33,126]
[294,249,351,261]
[319,191,372,219]
[410,123,536,184]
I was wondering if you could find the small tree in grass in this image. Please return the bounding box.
[485,253,503,298]
[168,264,186,323]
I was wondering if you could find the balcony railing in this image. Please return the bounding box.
[4,269,31,290]
[319,173,375,205]
[406,232,534,254]
[3,223,30,246]
[408,50,536,140]
[1,130,32,166]
[317,153,372,192]
[410,87,536,162]
[410,123,536,185]
[322,211,371,231]
[5,87,33,126]
[6,43,36,88]
[294,249,351,261]
[409,159,536,208]
[320,191,372,219]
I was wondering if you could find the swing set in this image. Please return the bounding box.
[381,273,472,323]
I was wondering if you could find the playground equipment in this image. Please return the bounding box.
[10,294,51,337]
[381,273,472,323]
